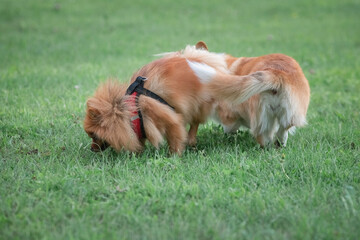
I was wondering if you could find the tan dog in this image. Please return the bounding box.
[190,41,310,147]
[83,45,229,154]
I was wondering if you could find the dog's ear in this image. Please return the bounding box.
[195,41,208,51]
[86,98,103,122]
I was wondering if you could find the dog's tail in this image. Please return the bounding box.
[187,60,281,104]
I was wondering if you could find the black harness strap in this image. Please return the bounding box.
[126,76,175,110]
[134,91,146,139]
[126,76,175,139]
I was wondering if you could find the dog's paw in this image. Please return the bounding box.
[274,139,286,148]
[187,137,197,147]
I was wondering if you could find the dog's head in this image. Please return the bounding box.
[84,81,142,153]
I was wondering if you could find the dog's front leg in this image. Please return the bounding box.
[141,97,187,155]
[188,123,199,147]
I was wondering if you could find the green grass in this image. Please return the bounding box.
[1,0,360,239]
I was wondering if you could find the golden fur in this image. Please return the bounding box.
[84,41,310,153]
[84,46,228,154]
[191,41,310,147]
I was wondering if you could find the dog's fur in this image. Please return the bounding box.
[84,45,229,154]
[191,41,310,147]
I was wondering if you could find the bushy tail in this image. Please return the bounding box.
[187,60,281,104]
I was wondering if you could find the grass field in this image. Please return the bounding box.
[1,0,360,239]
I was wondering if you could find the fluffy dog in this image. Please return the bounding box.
[83,45,229,154]
[190,41,310,147]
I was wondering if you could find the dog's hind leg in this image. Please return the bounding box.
[275,127,288,147]
[255,129,277,148]
[275,125,293,147]
[255,134,269,148]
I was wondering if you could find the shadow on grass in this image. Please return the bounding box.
[78,123,261,166]
[195,124,258,152]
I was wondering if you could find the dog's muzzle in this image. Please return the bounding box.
[90,141,109,152]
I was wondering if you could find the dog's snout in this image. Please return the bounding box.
[90,141,109,152]
[90,145,100,152]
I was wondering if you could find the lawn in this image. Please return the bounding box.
[1,0,359,239]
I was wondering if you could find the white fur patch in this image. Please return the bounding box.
[153,51,179,57]
[186,60,216,83]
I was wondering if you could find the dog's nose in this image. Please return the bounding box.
[90,145,100,152]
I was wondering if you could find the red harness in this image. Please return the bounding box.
[127,92,144,140]
[125,76,175,140]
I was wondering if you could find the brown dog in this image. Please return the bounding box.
[83,45,229,154]
[190,41,310,147]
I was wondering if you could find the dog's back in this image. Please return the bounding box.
[130,46,229,125]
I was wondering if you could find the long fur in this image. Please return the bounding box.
[187,62,280,104]
[84,46,228,154]
[190,42,310,147]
